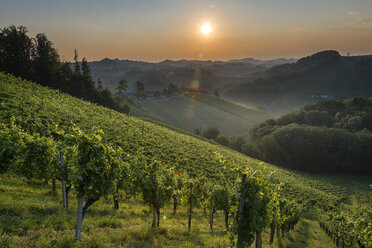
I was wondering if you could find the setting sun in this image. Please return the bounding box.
[201,23,212,35]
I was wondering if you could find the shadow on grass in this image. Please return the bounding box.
[278,220,311,248]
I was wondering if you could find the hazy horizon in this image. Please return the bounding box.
[2,0,372,62]
[88,51,372,63]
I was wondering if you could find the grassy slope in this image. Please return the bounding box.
[0,73,371,246]
[130,93,272,136]
[0,174,341,248]
[0,174,335,248]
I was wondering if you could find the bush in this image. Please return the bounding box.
[215,134,231,147]
[203,126,220,140]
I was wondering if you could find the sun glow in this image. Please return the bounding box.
[201,23,212,35]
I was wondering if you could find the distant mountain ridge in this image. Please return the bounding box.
[89,50,372,116]
[88,57,296,92]
[227,57,297,66]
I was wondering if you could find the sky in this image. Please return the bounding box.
[1,0,372,62]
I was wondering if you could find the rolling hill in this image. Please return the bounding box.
[130,93,272,136]
[0,72,371,246]
[1,72,370,209]
[88,57,296,92]
[90,51,372,117]
[223,51,372,115]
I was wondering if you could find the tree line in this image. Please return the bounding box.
[194,126,246,151]
[0,25,130,113]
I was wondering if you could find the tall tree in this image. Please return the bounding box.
[97,78,104,91]
[33,33,61,87]
[136,80,146,98]
[59,62,73,92]
[81,57,96,100]
[204,126,220,140]
[0,25,34,80]
[81,58,92,82]
[116,79,128,96]
[73,49,81,75]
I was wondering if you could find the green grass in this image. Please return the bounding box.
[185,93,271,122]
[0,174,230,247]
[0,73,371,246]
[130,93,272,136]
[264,210,335,248]
[0,174,336,247]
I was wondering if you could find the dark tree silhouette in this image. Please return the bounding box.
[0,25,34,80]
[204,126,220,140]
[33,33,60,87]
[136,80,146,98]
[116,79,128,96]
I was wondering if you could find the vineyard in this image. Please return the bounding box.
[0,72,371,247]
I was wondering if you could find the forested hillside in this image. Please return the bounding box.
[223,51,372,114]
[245,98,372,174]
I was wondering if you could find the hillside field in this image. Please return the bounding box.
[0,73,371,247]
[130,93,272,136]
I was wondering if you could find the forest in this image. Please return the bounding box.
[243,98,372,173]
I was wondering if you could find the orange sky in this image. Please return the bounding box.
[1,0,372,61]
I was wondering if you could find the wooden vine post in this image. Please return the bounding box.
[256,230,263,248]
[114,182,119,210]
[188,182,193,233]
[237,174,247,247]
[173,196,177,215]
[210,208,216,232]
[224,208,229,230]
[52,179,56,193]
[75,198,84,240]
[269,216,275,244]
[209,187,215,232]
[152,171,158,228]
[60,152,68,209]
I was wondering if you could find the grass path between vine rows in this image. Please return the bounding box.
[263,210,335,248]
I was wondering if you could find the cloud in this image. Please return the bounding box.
[353,17,372,25]
[292,27,305,32]
[347,11,358,15]
[349,17,372,28]
[347,17,372,29]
